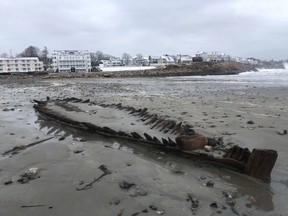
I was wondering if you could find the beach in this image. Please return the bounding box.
[0,70,288,216]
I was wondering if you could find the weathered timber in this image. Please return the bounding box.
[144,133,154,142]
[151,118,165,129]
[244,149,278,182]
[145,115,158,125]
[32,98,278,182]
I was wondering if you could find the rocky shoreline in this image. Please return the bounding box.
[0,61,257,80]
[102,61,257,78]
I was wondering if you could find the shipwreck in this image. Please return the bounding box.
[33,97,278,182]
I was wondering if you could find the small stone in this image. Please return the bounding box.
[149,205,157,210]
[204,145,212,152]
[126,162,132,166]
[210,202,218,208]
[119,180,135,189]
[10,133,15,135]
[58,136,65,141]
[142,208,148,213]
[156,210,165,215]
[73,149,84,154]
[206,180,214,187]
[3,108,10,111]
[22,167,40,180]
[4,180,13,185]
[114,199,120,205]
[277,129,287,135]
[247,120,254,125]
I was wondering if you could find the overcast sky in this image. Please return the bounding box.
[1,0,288,60]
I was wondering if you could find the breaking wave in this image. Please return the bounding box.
[239,63,288,77]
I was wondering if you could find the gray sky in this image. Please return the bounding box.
[1,0,288,60]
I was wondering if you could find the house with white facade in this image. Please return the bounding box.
[52,50,91,72]
[196,52,231,62]
[177,55,193,65]
[132,55,150,66]
[0,57,43,73]
[99,58,123,68]
[195,52,209,62]
[149,56,160,65]
[158,55,175,65]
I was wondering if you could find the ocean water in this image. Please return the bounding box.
[167,64,288,88]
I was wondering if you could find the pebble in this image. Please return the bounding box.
[22,167,40,180]
[277,129,287,135]
[114,199,120,205]
[210,202,218,208]
[4,180,13,185]
[204,145,212,152]
[206,180,215,187]
[73,149,84,154]
[119,180,135,189]
[156,210,165,215]
[58,136,66,141]
[247,120,254,124]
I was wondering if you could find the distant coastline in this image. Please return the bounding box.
[0,61,283,80]
[102,61,258,78]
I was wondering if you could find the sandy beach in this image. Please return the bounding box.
[0,74,287,216]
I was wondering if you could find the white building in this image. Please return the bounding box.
[158,55,176,65]
[132,55,150,66]
[99,58,123,68]
[177,54,193,65]
[196,52,231,62]
[52,50,91,72]
[0,57,43,73]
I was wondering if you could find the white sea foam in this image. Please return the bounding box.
[239,66,288,76]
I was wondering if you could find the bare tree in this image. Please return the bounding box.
[39,46,51,70]
[122,53,131,66]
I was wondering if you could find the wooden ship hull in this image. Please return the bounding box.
[33,97,278,182]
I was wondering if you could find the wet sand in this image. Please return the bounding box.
[0,77,287,216]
